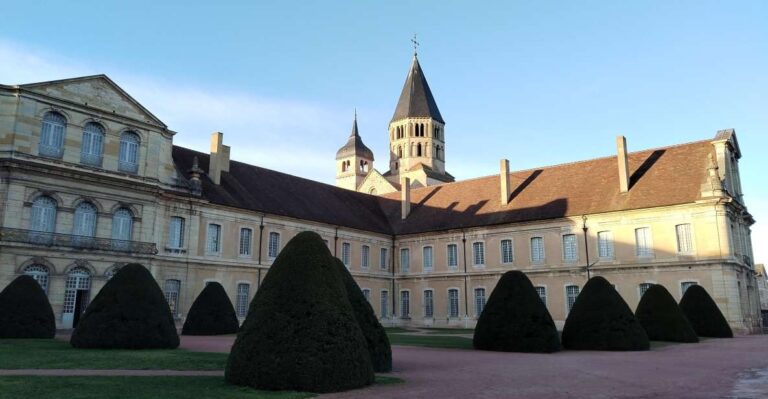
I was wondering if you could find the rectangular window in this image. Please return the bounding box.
[535,286,547,305]
[639,283,652,298]
[236,283,250,318]
[164,279,181,316]
[501,239,514,264]
[597,231,614,259]
[239,228,253,256]
[447,244,458,269]
[362,289,371,302]
[268,232,280,259]
[474,288,486,316]
[380,248,388,270]
[380,290,389,317]
[676,224,693,254]
[206,224,221,253]
[635,227,653,257]
[472,242,485,266]
[400,291,410,318]
[448,289,460,318]
[423,246,433,271]
[168,217,185,249]
[424,290,434,317]
[562,234,577,262]
[531,236,545,263]
[566,285,580,312]
[361,245,370,268]
[681,281,697,295]
[400,248,410,273]
[342,242,351,267]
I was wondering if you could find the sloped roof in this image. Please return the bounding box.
[335,116,374,160]
[391,56,444,123]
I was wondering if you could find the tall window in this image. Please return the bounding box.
[80,122,104,166]
[268,232,280,259]
[63,267,91,315]
[341,242,351,267]
[236,283,250,318]
[639,283,653,298]
[448,289,460,318]
[535,286,547,305]
[635,227,653,257]
[562,234,577,262]
[400,291,410,318]
[164,279,181,316]
[422,246,433,271]
[597,231,614,259]
[379,248,388,270]
[676,224,693,254]
[380,290,389,317]
[168,217,185,248]
[681,281,697,295]
[31,196,57,232]
[72,202,97,237]
[424,290,434,317]
[361,245,370,268]
[531,237,545,263]
[239,228,253,256]
[111,208,133,241]
[566,285,580,312]
[362,289,371,302]
[447,244,458,269]
[472,242,485,266]
[400,248,410,273]
[207,223,221,253]
[24,265,50,293]
[118,131,140,173]
[501,239,514,264]
[474,288,486,316]
[39,112,66,158]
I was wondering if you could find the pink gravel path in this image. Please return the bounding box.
[0,369,222,377]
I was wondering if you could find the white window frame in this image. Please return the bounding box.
[635,227,654,258]
[111,208,134,242]
[500,238,514,264]
[472,241,485,267]
[400,290,411,319]
[341,242,351,267]
[474,287,486,317]
[39,112,66,158]
[400,247,410,273]
[379,247,388,270]
[565,284,580,313]
[422,245,433,272]
[80,122,105,166]
[380,290,389,318]
[72,202,98,238]
[239,227,253,257]
[447,288,460,318]
[446,243,459,270]
[206,223,222,254]
[168,216,185,250]
[535,285,547,306]
[31,196,57,233]
[675,223,694,254]
[638,282,654,299]
[361,244,370,269]
[597,231,614,259]
[562,233,578,262]
[680,280,698,296]
[24,264,50,294]
[530,236,545,264]
[118,131,140,173]
[164,279,181,317]
[236,282,250,318]
[268,231,281,259]
[362,288,371,302]
[423,289,434,318]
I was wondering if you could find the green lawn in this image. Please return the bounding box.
[422,328,475,335]
[0,339,227,370]
[383,327,415,333]
[386,333,473,349]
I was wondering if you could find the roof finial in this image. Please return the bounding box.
[411,34,419,57]
[354,107,357,121]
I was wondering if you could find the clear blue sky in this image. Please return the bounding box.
[1,1,766,262]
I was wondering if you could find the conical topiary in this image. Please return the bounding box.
[225,231,374,393]
[182,282,239,335]
[473,271,560,353]
[332,258,392,372]
[561,276,649,351]
[0,275,56,338]
[679,285,733,338]
[70,263,179,349]
[635,284,698,343]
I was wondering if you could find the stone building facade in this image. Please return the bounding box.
[0,55,761,333]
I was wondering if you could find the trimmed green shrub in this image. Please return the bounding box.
[0,275,56,338]
[226,231,374,393]
[561,276,649,351]
[679,285,733,338]
[182,282,239,336]
[70,263,179,349]
[332,258,392,372]
[473,271,560,353]
[635,284,698,343]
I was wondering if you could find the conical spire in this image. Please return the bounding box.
[391,56,444,123]
[335,111,374,161]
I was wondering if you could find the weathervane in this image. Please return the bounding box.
[411,34,419,56]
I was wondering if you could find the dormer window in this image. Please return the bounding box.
[118,131,140,173]
[39,112,67,158]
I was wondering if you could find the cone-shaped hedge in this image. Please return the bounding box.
[226,231,374,393]
[562,276,649,351]
[332,258,392,372]
[182,282,239,336]
[635,284,698,343]
[473,271,560,353]
[679,285,733,338]
[0,275,56,338]
[70,263,179,349]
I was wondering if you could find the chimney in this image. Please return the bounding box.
[616,136,629,193]
[500,159,510,205]
[401,177,411,219]
[209,132,230,185]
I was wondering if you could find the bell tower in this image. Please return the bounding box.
[335,112,374,191]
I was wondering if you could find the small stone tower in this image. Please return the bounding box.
[335,113,374,191]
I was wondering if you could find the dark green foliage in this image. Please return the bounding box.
[0,275,55,338]
[226,231,374,393]
[561,276,650,351]
[182,282,239,336]
[70,263,179,349]
[332,258,392,372]
[679,285,733,338]
[635,284,698,343]
[473,271,560,353]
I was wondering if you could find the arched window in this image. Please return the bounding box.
[63,267,91,328]
[73,202,98,237]
[118,132,140,173]
[112,208,133,241]
[31,196,57,232]
[39,112,66,158]
[397,146,402,158]
[417,143,422,157]
[24,264,50,293]
[81,122,105,166]
[341,161,348,172]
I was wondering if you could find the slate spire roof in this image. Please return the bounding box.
[391,56,444,124]
[335,112,375,160]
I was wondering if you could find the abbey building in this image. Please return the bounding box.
[0,55,761,333]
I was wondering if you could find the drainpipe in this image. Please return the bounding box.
[582,215,590,280]
[462,230,468,318]
[391,235,396,321]
[257,214,265,287]
[334,227,339,257]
